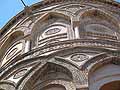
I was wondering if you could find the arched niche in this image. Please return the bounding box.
[100,81,120,90]
[31,12,71,48]
[0,81,15,90]
[21,62,73,90]
[1,31,24,52]
[77,9,119,40]
[0,31,24,67]
[88,57,120,90]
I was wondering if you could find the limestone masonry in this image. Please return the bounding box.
[0,0,120,90]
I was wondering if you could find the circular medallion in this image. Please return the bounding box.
[71,54,89,62]
[45,28,61,35]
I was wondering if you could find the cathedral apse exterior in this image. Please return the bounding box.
[0,0,120,90]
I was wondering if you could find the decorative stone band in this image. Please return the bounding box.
[33,80,76,90]
[32,39,120,56]
[40,0,119,10]
[79,32,117,40]
[38,33,67,45]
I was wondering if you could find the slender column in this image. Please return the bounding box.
[25,40,31,53]
[74,26,80,39]
[115,32,120,40]
[69,17,75,39]
[73,20,80,39]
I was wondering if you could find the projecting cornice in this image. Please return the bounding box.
[0,0,120,37]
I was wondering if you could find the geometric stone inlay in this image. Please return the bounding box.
[0,82,15,90]
[71,53,89,62]
[13,69,28,79]
[6,48,18,60]
[45,28,61,35]
[2,42,23,66]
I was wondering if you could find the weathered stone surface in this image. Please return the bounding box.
[0,0,120,90]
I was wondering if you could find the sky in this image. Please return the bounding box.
[0,0,40,28]
[0,0,120,29]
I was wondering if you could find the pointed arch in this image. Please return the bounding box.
[31,11,71,35]
[1,31,24,50]
[32,12,71,27]
[31,12,71,47]
[80,9,119,29]
[80,53,108,70]
[0,31,24,67]
[17,62,73,90]
[1,31,24,49]
[78,9,120,40]
[88,56,120,90]
[89,56,120,74]
[81,55,120,73]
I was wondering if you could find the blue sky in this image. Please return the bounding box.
[0,0,120,28]
[0,0,40,28]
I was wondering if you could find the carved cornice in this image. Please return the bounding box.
[32,39,120,56]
